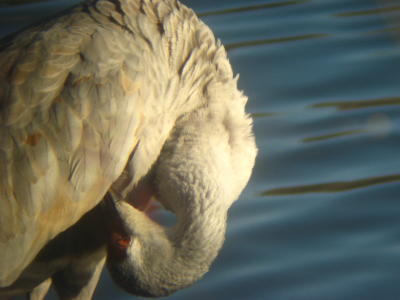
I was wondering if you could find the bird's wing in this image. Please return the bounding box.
[0,7,147,286]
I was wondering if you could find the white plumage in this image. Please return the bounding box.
[0,0,257,298]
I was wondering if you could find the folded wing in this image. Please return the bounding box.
[0,7,144,286]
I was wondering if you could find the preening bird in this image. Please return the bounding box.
[0,0,257,298]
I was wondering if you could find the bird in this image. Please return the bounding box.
[0,0,257,298]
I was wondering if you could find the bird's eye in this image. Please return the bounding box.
[116,237,130,248]
[111,231,131,249]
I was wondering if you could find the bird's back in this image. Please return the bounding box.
[0,3,143,286]
[0,0,242,290]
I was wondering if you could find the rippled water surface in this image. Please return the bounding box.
[2,0,400,299]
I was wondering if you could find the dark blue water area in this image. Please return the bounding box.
[2,0,400,299]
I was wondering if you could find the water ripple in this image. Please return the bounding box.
[226,33,329,50]
[262,174,400,196]
[302,129,366,143]
[0,0,49,5]
[311,96,400,111]
[198,0,310,17]
[334,5,400,17]
[252,112,280,118]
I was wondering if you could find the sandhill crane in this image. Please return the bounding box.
[0,0,256,298]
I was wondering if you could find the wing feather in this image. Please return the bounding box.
[0,0,222,287]
[0,8,143,286]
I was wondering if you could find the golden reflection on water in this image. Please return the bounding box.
[252,112,280,118]
[311,97,400,110]
[198,0,310,17]
[373,26,400,34]
[226,33,329,50]
[334,4,400,17]
[262,174,400,196]
[302,129,366,143]
[301,113,393,142]
[309,98,396,141]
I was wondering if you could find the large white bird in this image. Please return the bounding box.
[0,0,257,298]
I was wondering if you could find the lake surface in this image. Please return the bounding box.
[1,0,400,299]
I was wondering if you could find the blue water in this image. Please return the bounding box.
[2,0,400,299]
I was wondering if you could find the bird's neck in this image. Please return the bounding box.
[106,196,227,296]
[171,198,227,267]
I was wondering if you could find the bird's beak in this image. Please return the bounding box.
[103,195,130,235]
[102,195,132,260]
[126,180,155,212]
[103,180,162,260]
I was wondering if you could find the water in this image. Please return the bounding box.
[1,0,400,299]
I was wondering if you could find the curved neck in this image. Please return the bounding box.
[170,195,226,255]
[106,197,227,297]
[172,198,227,264]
